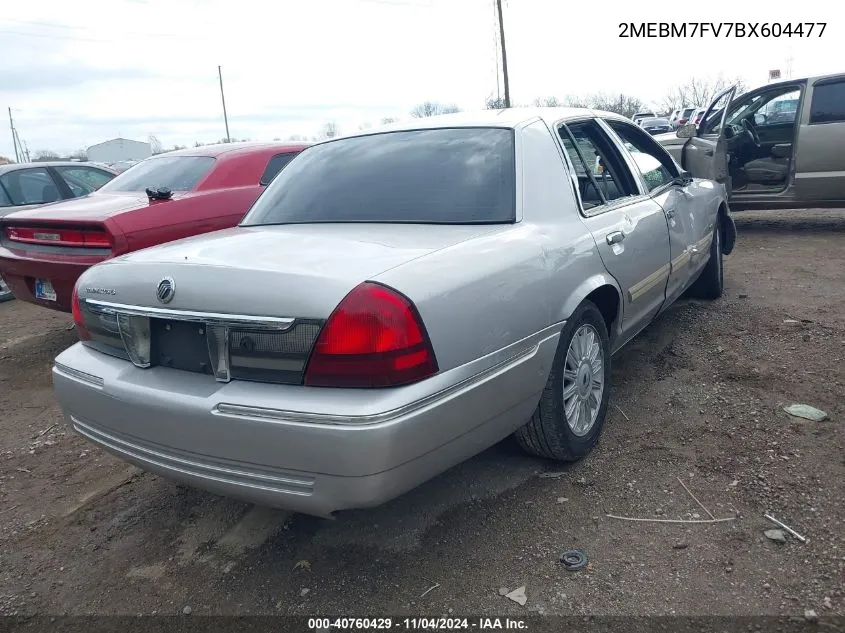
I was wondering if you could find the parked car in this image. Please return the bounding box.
[689,108,707,126]
[671,107,698,129]
[632,111,657,126]
[0,161,117,217]
[639,117,673,135]
[656,72,845,210]
[0,275,12,302]
[0,142,309,312]
[54,109,736,517]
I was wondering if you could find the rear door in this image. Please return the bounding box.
[681,85,736,189]
[557,119,671,343]
[793,76,845,205]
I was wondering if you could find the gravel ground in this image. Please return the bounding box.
[0,209,843,618]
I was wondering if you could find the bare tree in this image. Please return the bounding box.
[34,150,60,161]
[0,156,13,165]
[662,75,747,113]
[587,93,645,118]
[381,117,398,124]
[532,96,561,107]
[485,95,507,110]
[410,101,460,117]
[320,122,339,139]
[561,95,591,108]
[69,149,88,161]
[171,145,187,151]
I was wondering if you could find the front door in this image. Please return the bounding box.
[602,118,710,303]
[681,85,737,191]
[558,119,672,345]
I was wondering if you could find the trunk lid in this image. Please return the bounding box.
[1,192,182,224]
[78,223,507,319]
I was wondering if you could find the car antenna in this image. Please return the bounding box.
[145,186,173,201]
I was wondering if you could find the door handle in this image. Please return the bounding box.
[606,231,625,245]
[703,149,714,156]
[665,208,676,219]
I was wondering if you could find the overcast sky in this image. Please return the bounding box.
[0,0,839,157]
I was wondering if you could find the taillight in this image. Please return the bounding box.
[71,282,91,341]
[5,225,111,248]
[304,282,438,388]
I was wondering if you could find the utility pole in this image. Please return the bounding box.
[218,65,231,143]
[8,107,20,163]
[495,0,511,108]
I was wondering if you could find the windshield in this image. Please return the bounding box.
[98,156,215,193]
[242,128,516,225]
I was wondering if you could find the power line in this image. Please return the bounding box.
[495,0,510,107]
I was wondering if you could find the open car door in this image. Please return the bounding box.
[679,84,737,194]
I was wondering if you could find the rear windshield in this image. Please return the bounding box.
[98,156,215,193]
[242,128,516,225]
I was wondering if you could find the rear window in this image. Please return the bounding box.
[260,152,299,186]
[242,128,516,225]
[98,156,215,193]
[810,79,845,124]
[683,108,696,117]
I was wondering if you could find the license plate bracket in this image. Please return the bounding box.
[150,319,212,375]
[34,279,57,301]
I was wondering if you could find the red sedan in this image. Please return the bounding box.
[0,142,309,312]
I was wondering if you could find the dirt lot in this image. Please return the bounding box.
[0,209,843,618]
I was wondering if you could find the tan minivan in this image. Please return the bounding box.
[657,72,845,210]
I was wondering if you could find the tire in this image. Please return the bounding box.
[514,301,612,461]
[688,221,723,300]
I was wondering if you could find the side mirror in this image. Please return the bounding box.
[754,113,767,125]
[676,123,697,138]
[672,171,694,186]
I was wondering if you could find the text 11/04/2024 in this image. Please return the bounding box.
[619,22,827,38]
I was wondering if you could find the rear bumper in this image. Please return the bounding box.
[0,246,107,312]
[52,328,560,517]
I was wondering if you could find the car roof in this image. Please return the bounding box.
[326,107,632,140]
[157,141,311,159]
[0,161,116,175]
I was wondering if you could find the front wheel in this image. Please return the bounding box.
[515,301,612,461]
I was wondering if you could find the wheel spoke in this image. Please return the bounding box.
[566,346,579,370]
[583,330,596,360]
[591,358,603,377]
[579,400,591,432]
[563,381,579,400]
[565,394,581,422]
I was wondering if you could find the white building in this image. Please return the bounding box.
[86,138,151,164]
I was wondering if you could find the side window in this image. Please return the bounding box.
[558,120,637,213]
[756,89,801,126]
[809,80,845,124]
[0,181,11,207]
[606,120,677,192]
[260,152,298,185]
[0,168,59,206]
[54,166,115,197]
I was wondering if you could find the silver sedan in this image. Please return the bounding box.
[53,108,736,518]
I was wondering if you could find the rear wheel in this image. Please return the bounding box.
[515,301,612,461]
[688,221,723,300]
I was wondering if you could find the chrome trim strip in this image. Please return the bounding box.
[53,362,104,389]
[670,250,691,273]
[628,263,670,302]
[213,330,560,427]
[71,416,314,495]
[82,299,296,330]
